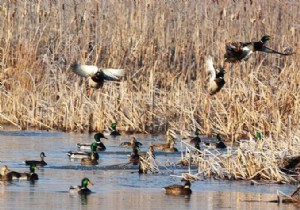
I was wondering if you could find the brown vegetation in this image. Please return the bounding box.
[0,0,299,139]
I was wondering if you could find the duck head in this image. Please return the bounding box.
[261,35,270,43]
[90,142,98,152]
[94,133,107,142]
[111,122,117,130]
[81,177,93,188]
[30,164,38,173]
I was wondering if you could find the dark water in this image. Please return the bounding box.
[0,128,298,210]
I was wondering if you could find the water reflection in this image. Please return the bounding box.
[0,129,299,209]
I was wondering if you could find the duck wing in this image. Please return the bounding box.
[206,56,216,82]
[100,68,125,81]
[70,63,99,77]
[261,46,295,55]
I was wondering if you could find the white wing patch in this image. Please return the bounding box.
[71,63,99,77]
[101,68,125,81]
[206,56,216,82]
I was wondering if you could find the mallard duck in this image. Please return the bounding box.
[110,122,121,136]
[81,151,99,165]
[224,35,293,63]
[139,146,157,174]
[153,130,176,150]
[215,134,227,149]
[19,165,39,181]
[70,63,125,96]
[77,132,107,151]
[69,177,94,195]
[120,136,143,148]
[206,56,225,96]
[162,140,178,153]
[25,152,47,166]
[0,165,21,181]
[129,144,140,165]
[163,180,192,196]
[67,143,99,160]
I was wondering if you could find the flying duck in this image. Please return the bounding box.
[224,35,293,63]
[70,63,125,95]
[206,56,225,96]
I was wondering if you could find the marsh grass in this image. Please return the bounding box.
[0,0,299,140]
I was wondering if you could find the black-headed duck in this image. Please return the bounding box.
[163,180,192,196]
[69,177,94,195]
[25,152,47,166]
[70,63,125,96]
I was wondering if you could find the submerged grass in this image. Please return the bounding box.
[0,0,299,141]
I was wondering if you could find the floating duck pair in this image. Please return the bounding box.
[0,165,38,181]
[67,142,99,165]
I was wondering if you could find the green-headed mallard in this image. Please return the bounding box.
[19,165,39,181]
[0,165,21,181]
[120,136,143,148]
[25,152,47,166]
[109,122,121,136]
[206,56,225,96]
[163,180,192,196]
[67,143,99,160]
[69,177,94,195]
[77,133,107,151]
[70,63,125,96]
[162,140,178,153]
[215,134,227,149]
[224,35,293,63]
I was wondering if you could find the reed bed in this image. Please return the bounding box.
[0,0,299,140]
[178,135,300,183]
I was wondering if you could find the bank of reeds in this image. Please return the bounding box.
[0,0,299,139]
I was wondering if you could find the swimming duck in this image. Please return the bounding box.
[109,122,121,136]
[120,136,143,148]
[224,35,293,63]
[69,177,94,195]
[139,146,157,174]
[70,63,125,96]
[153,130,176,150]
[163,180,192,196]
[67,143,99,160]
[162,140,178,153]
[77,133,107,151]
[81,151,99,166]
[215,134,227,149]
[19,165,39,181]
[129,144,140,165]
[0,165,21,181]
[206,56,225,96]
[25,152,47,166]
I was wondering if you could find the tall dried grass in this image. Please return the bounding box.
[0,0,299,139]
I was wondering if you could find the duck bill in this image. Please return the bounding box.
[88,180,94,186]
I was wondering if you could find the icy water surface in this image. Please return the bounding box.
[0,129,298,210]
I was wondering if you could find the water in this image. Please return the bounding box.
[0,128,298,210]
